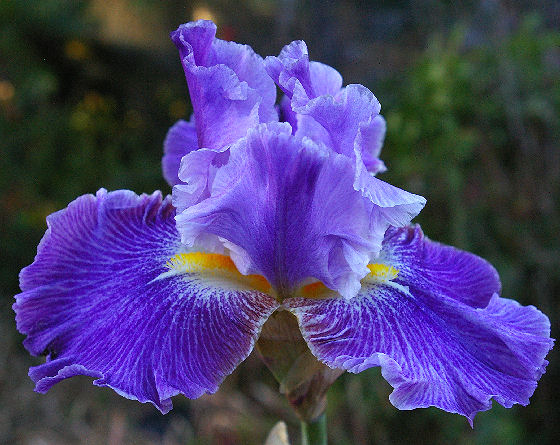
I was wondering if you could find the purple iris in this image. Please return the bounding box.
[14,20,552,424]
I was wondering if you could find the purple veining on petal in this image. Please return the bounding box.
[286,225,553,423]
[14,189,278,413]
[175,123,424,299]
[382,225,501,308]
[170,20,277,153]
[162,119,199,186]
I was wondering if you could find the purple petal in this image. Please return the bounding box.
[308,61,343,97]
[353,160,425,230]
[287,226,553,423]
[294,85,382,165]
[382,225,501,308]
[264,40,342,100]
[175,123,424,299]
[14,189,278,413]
[265,40,385,174]
[170,20,277,151]
[278,95,298,132]
[162,119,198,186]
[357,115,387,174]
[173,146,230,212]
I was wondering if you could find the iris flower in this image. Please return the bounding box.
[15,20,552,425]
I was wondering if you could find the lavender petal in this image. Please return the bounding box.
[171,20,277,151]
[176,124,424,299]
[162,119,198,186]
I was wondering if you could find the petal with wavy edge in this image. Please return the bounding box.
[294,85,380,160]
[381,226,501,308]
[286,226,553,423]
[162,119,199,186]
[265,40,386,174]
[14,189,278,413]
[357,114,387,174]
[173,145,230,212]
[279,95,298,132]
[171,20,277,151]
[175,123,424,299]
[264,40,342,100]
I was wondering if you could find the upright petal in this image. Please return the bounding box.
[356,114,387,174]
[294,85,383,166]
[162,119,198,186]
[265,40,385,174]
[287,226,553,423]
[264,40,342,100]
[173,146,230,212]
[171,20,277,152]
[175,124,424,299]
[15,189,278,413]
[354,156,425,235]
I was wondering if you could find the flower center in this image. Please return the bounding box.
[157,254,399,300]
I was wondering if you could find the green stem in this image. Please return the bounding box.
[300,413,327,445]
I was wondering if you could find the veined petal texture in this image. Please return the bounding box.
[171,20,277,152]
[175,123,424,299]
[14,189,278,413]
[287,225,553,423]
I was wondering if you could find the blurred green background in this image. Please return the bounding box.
[1,0,559,444]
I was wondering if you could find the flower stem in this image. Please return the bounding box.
[300,413,327,445]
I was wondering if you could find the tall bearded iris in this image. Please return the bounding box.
[15,20,552,428]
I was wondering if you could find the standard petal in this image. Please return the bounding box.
[354,163,426,237]
[278,95,298,131]
[287,226,553,423]
[265,40,385,174]
[162,119,198,186]
[173,145,230,212]
[294,84,380,160]
[14,189,278,413]
[357,114,387,174]
[170,20,277,151]
[175,123,423,299]
[264,40,342,100]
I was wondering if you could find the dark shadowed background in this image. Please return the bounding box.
[1,0,559,444]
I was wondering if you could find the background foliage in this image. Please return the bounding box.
[1,1,558,444]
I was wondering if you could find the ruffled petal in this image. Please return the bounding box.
[162,119,198,186]
[14,189,278,413]
[265,40,385,174]
[173,146,230,212]
[354,160,426,234]
[264,40,342,100]
[278,95,298,131]
[175,123,424,299]
[294,85,382,163]
[170,20,277,151]
[286,226,553,423]
[357,114,387,174]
